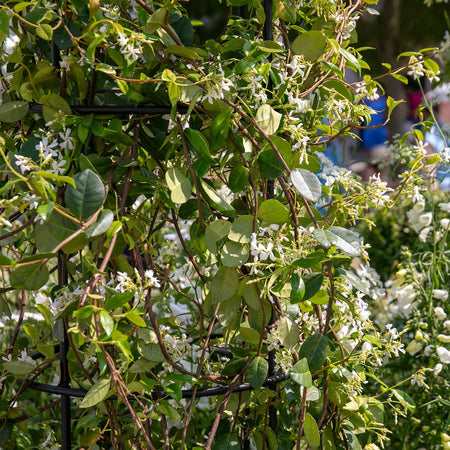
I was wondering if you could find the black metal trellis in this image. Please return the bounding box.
[13,1,289,448]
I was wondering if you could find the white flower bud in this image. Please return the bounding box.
[434,307,447,321]
[433,363,443,376]
[433,289,449,301]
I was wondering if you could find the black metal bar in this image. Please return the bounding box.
[23,372,289,400]
[57,254,71,450]
[28,104,189,116]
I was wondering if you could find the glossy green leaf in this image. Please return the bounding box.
[99,310,115,336]
[125,311,147,327]
[290,358,312,387]
[258,149,285,179]
[255,104,282,135]
[80,378,111,408]
[246,357,268,389]
[303,273,323,300]
[278,316,299,348]
[205,220,231,253]
[0,101,29,123]
[10,262,49,291]
[304,413,320,448]
[314,226,361,257]
[104,292,134,310]
[239,322,260,348]
[213,433,240,450]
[3,361,35,376]
[292,30,327,61]
[290,273,305,303]
[85,209,114,238]
[210,108,232,151]
[221,241,249,267]
[73,305,95,319]
[228,215,253,244]
[298,333,328,373]
[258,199,289,224]
[65,170,105,220]
[165,168,192,204]
[200,180,236,218]
[211,266,239,303]
[291,169,322,203]
[229,165,249,193]
[184,128,212,161]
[392,389,416,413]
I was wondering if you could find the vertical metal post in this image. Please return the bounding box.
[52,38,71,448]
[58,253,71,449]
[263,0,278,437]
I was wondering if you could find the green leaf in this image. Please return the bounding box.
[73,305,95,319]
[211,266,239,303]
[309,290,329,305]
[167,45,201,60]
[200,180,236,218]
[290,169,322,202]
[246,357,268,389]
[0,9,9,35]
[290,273,305,303]
[80,378,111,408]
[210,107,232,151]
[313,226,361,257]
[85,209,114,238]
[258,149,285,179]
[104,292,134,310]
[298,333,328,373]
[258,199,289,224]
[0,101,29,123]
[184,128,212,161]
[239,322,260,348]
[258,40,284,53]
[292,31,327,61]
[3,361,35,376]
[228,215,253,244]
[36,23,53,40]
[99,310,115,336]
[338,269,370,295]
[213,433,240,450]
[165,168,192,204]
[229,165,249,193]
[243,283,259,310]
[221,241,250,267]
[255,105,282,135]
[304,413,320,448]
[10,262,49,291]
[290,358,312,387]
[278,316,299,348]
[205,220,231,253]
[42,93,72,123]
[33,171,75,188]
[392,389,416,413]
[328,381,348,407]
[65,170,105,221]
[125,311,147,327]
[303,273,323,300]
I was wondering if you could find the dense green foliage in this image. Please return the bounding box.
[0,0,448,449]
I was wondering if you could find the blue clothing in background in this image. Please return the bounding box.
[424,123,450,190]
[360,97,388,148]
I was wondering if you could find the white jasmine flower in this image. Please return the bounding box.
[436,346,450,364]
[14,155,34,174]
[433,289,449,301]
[18,349,37,367]
[144,269,160,288]
[434,307,447,321]
[437,334,450,343]
[406,204,432,233]
[438,202,450,213]
[59,129,74,150]
[407,56,425,79]
[440,218,449,230]
[34,292,52,309]
[433,363,443,376]
[3,33,20,55]
[59,55,71,71]
[418,226,432,242]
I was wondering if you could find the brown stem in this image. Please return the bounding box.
[295,387,308,450]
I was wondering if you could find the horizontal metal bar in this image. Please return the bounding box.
[29,104,189,115]
[22,372,289,400]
